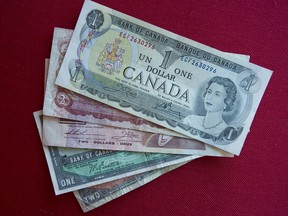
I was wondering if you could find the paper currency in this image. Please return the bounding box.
[74,162,185,212]
[44,27,232,157]
[34,110,200,195]
[43,114,232,156]
[55,0,272,155]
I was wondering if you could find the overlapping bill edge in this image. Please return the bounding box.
[33,0,272,213]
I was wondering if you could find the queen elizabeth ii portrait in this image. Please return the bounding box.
[182,76,237,136]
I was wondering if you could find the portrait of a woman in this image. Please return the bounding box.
[182,76,237,136]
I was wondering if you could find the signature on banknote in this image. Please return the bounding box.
[65,128,88,135]
[89,159,120,174]
[153,102,185,120]
[112,130,140,140]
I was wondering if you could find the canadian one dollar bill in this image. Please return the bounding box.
[43,27,233,157]
[55,0,272,155]
[34,110,200,195]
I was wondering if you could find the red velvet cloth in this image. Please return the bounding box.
[1,0,287,215]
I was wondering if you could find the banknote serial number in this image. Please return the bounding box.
[119,32,155,49]
[180,57,217,73]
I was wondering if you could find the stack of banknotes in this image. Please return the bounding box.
[33,0,272,212]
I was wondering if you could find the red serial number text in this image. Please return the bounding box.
[119,32,155,49]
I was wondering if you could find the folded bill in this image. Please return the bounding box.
[74,162,185,212]
[34,110,200,195]
[55,0,272,155]
[43,27,232,157]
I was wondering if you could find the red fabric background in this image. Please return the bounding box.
[1,0,287,215]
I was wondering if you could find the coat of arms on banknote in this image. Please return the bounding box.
[96,38,125,74]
